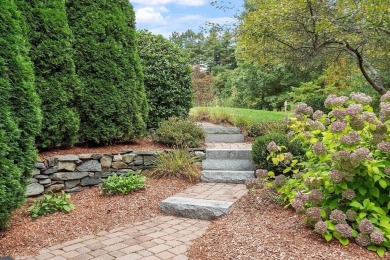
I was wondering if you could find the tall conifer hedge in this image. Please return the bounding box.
[0,0,41,228]
[137,31,193,129]
[66,0,148,144]
[16,0,81,149]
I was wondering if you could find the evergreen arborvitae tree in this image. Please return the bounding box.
[66,0,148,144]
[138,31,193,129]
[16,0,81,149]
[0,0,41,229]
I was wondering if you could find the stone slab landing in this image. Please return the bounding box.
[160,183,247,220]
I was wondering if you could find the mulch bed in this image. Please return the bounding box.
[188,188,385,260]
[0,178,193,257]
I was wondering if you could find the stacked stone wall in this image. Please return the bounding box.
[27,149,206,197]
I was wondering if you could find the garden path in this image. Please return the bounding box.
[16,123,253,260]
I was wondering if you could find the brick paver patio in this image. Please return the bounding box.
[16,216,209,260]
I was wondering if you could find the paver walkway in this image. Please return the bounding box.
[17,216,208,260]
[16,123,252,260]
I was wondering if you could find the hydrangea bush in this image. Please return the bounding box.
[261,92,390,257]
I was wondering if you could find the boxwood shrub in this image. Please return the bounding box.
[252,133,304,174]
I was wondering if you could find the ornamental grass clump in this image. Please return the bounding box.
[147,149,200,182]
[258,92,390,257]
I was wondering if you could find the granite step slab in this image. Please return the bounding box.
[202,159,255,171]
[159,183,247,220]
[205,134,245,143]
[201,170,254,184]
[201,126,241,134]
[160,197,233,220]
[206,148,252,160]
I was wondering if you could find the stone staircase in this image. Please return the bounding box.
[160,122,255,220]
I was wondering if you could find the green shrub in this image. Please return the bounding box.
[17,0,81,149]
[189,107,211,122]
[29,192,74,219]
[246,121,288,137]
[0,0,41,229]
[265,94,390,256]
[209,110,234,125]
[153,118,205,148]
[232,115,251,129]
[303,95,331,114]
[66,0,148,144]
[137,31,193,129]
[252,133,304,174]
[148,149,200,182]
[100,171,146,195]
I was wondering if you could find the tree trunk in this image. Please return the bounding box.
[344,44,386,95]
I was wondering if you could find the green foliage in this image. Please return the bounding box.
[148,149,200,182]
[252,133,304,174]
[100,171,146,195]
[0,0,41,229]
[169,26,236,74]
[239,0,390,94]
[66,0,147,144]
[29,192,74,219]
[214,63,305,110]
[303,95,329,114]
[191,107,289,123]
[153,118,205,148]
[16,0,81,149]
[264,93,390,255]
[246,121,287,138]
[137,30,193,129]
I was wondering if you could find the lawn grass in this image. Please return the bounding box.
[191,106,290,123]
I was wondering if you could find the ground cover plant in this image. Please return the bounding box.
[100,171,146,195]
[153,117,204,148]
[29,192,74,219]
[148,149,200,182]
[258,92,390,257]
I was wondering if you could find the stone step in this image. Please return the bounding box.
[206,149,252,160]
[201,170,254,184]
[202,159,255,171]
[205,134,245,143]
[160,197,233,220]
[201,126,241,134]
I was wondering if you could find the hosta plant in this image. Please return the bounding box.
[260,92,390,257]
[29,192,74,219]
[100,171,146,195]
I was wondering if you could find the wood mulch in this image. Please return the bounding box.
[0,178,193,257]
[188,188,385,260]
[38,137,167,160]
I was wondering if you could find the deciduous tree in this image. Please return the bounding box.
[239,0,390,94]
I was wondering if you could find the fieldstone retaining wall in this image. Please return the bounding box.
[27,149,206,197]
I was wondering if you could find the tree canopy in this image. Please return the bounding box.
[238,0,390,94]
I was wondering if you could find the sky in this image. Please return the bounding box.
[132,0,243,38]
